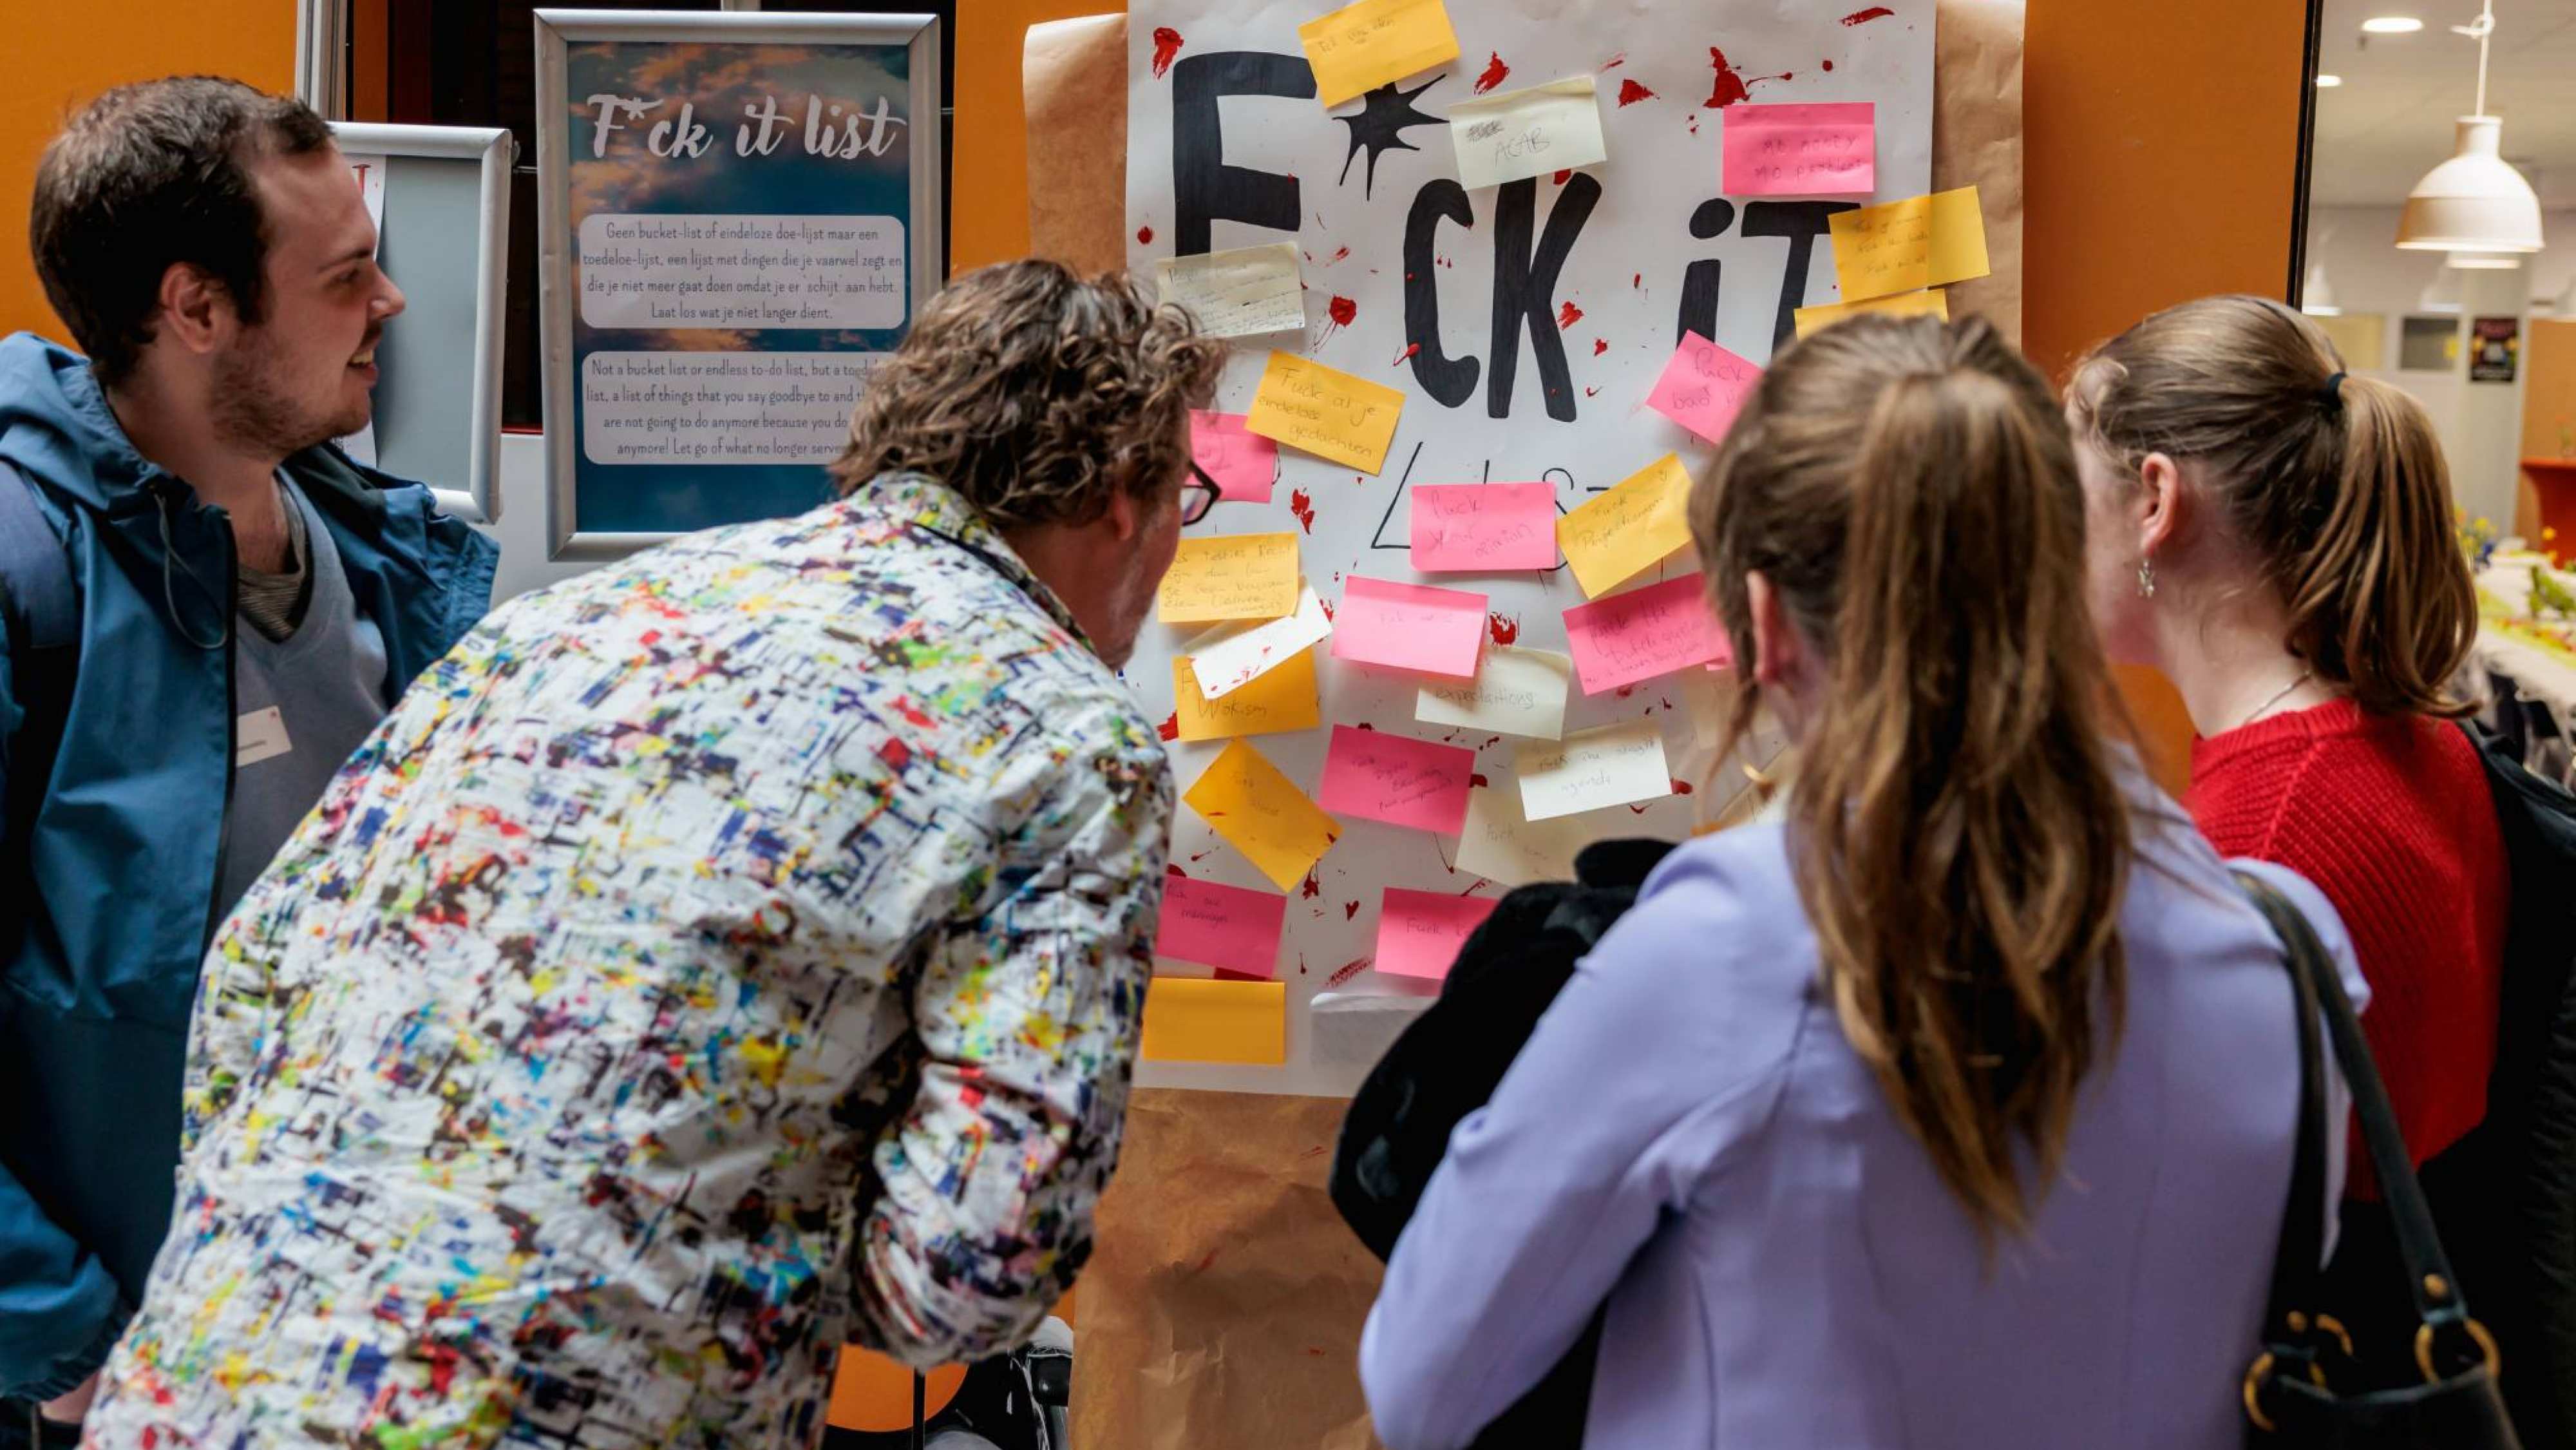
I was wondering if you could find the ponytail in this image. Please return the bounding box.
[2070,295,2475,716]
[1692,315,2131,1243]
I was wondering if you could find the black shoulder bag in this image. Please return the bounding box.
[2237,872,2520,1447]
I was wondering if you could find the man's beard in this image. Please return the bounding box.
[211,328,368,458]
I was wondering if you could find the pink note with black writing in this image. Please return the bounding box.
[1316,724,1477,834]
[1332,576,1487,678]
[1190,410,1278,505]
[1410,482,1559,571]
[1722,102,1875,196]
[1374,888,1500,981]
[1154,873,1288,979]
[1562,573,1731,693]
[1645,333,1763,445]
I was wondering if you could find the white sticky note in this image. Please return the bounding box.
[1516,720,1672,822]
[1185,586,1334,699]
[1456,784,1589,887]
[234,707,294,768]
[1414,645,1571,739]
[1154,242,1307,339]
[1445,77,1607,191]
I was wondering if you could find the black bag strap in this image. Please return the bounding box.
[2239,872,2497,1380]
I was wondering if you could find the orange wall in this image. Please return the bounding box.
[1,3,299,340]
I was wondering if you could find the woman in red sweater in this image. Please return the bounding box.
[2066,294,2506,1382]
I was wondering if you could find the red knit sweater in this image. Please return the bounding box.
[2188,698,2508,1178]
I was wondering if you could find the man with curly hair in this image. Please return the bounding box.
[79,260,1226,1450]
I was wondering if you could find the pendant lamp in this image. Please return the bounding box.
[2395,0,2544,254]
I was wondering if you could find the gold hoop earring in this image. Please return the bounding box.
[2136,558,2157,600]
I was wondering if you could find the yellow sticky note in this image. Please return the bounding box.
[1792,287,1951,339]
[1244,352,1406,475]
[1157,533,1302,624]
[1184,739,1343,890]
[1297,0,1461,110]
[1556,454,1694,599]
[1141,977,1287,1065]
[1174,649,1321,742]
[1827,187,1990,303]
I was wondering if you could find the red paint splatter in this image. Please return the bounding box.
[1136,224,1154,245]
[1488,611,1521,645]
[1327,958,1371,987]
[1552,168,1573,186]
[1593,338,1609,356]
[1300,870,1321,899]
[1671,777,1696,796]
[1473,51,1511,93]
[1822,58,1836,71]
[1155,712,1179,741]
[1289,489,1317,534]
[1841,6,1895,24]
[1469,772,1492,790]
[1702,46,1791,107]
[1392,341,1421,367]
[1344,901,1362,920]
[1167,863,1189,878]
[1327,295,1358,328]
[1629,802,1654,814]
[1151,26,1185,78]
[1600,52,1627,70]
[1633,272,1643,288]
[1318,597,1336,621]
[1557,301,1584,330]
[1328,245,1350,264]
[1616,77,1659,107]
[1584,386,1601,397]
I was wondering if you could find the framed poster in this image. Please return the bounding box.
[533,10,944,560]
[326,122,513,524]
[2472,314,2521,383]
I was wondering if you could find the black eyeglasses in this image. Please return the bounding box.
[1181,462,1223,525]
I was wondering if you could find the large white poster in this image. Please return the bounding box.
[1125,1,1935,1091]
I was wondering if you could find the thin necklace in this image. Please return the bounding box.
[2233,667,2316,732]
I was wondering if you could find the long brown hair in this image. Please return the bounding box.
[1692,314,2132,1242]
[2069,294,2474,716]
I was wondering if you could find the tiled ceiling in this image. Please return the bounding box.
[2311,0,2576,207]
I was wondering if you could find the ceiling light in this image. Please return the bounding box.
[2363,15,2425,32]
[2317,73,2344,87]
[2302,264,2342,315]
[2394,2,2544,255]
[2445,250,2525,269]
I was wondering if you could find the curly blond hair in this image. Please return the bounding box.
[832,260,1225,529]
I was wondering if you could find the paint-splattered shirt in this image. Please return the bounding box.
[81,476,1174,1450]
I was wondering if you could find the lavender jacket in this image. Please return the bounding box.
[1360,774,2363,1450]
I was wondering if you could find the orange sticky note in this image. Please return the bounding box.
[1173,648,1320,742]
[1793,287,1950,338]
[1245,352,1406,474]
[1827,187,1990,303]
[1182,739,1344,890]
[1141,977,1287,1065]
[1297,0,1461,110]
[1156,533,1302,624]
[1556,454,1694,598]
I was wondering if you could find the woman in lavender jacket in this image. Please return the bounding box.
[1358,314,2364,1450]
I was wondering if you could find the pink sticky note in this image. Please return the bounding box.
[1410,483,1559,572]
[1332,576,1487,678]
[1317,724,1477,834]
[1722,102,1877,196]
[1191,410,1278,505]
[1154,873,1288,978]
[1374,888,1500,981]
[1646,334,1763,445]
[1562,573,1732,694]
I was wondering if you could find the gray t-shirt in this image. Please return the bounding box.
[216,479,393,921]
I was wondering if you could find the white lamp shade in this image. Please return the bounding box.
[2396,116,2544,253]
[2302,263,2342,315]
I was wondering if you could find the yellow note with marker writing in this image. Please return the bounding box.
[1555,454,1694,599]
[1793,288,1951,339]
[1141,978,1287,1064]
[1173,648,1321,742]
[1244,352,1406,475]
[1298,0,1461,110]
[1184,739,1343,890]
[1157,533,1302,624]
[1826,187,1989,303]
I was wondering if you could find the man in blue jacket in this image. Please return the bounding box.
[0,77,497,1445]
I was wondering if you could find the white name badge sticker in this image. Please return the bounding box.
[235,707,293,768]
